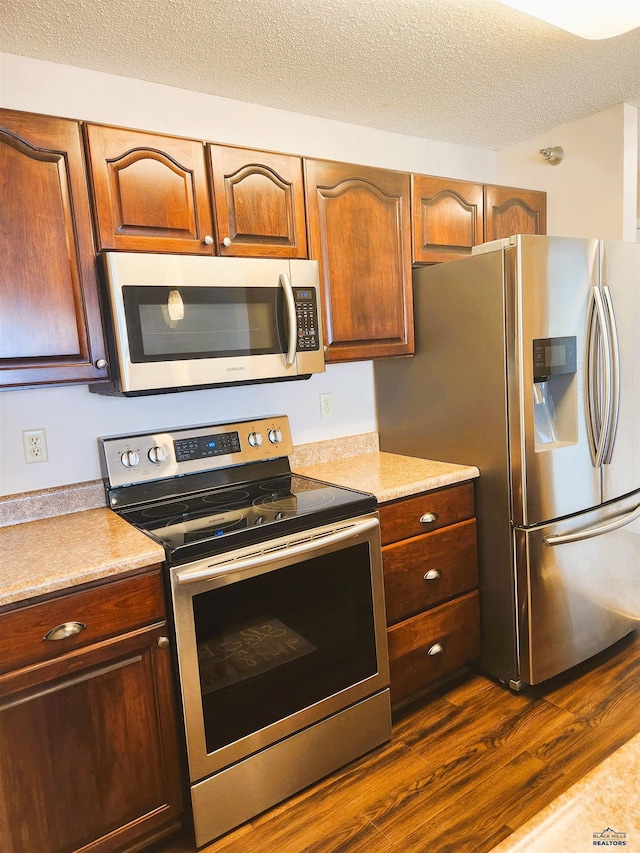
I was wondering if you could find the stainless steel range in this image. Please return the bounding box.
[99,416,391,847]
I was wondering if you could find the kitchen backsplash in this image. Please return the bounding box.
[0,433,380,527]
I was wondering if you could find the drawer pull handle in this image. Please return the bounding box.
[158,636,170,649]
[43,622,87,641]
[420,512,439,524]
[427,642,445,656]
[423,569,442,581]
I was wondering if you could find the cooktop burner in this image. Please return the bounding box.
[100,417,376,565]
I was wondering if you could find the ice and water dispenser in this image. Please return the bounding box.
[532,336,578,449]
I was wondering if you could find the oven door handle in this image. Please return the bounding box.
[175,517,379,585]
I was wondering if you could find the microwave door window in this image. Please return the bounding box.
[123,286,287,362]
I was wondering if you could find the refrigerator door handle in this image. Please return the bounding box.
[585,286,613,467]
[601,285,620,465]
[545,501,640,546]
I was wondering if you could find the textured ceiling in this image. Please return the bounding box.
[1,0,639,152]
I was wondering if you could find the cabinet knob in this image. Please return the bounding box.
[95,358,108,370]
[420,512,439,524]
[423,569,442,581]
[222,237,232,247]
[203,234,214,245]
[158,636,170,649]
[427,642,445,656]
[44,621,87,641]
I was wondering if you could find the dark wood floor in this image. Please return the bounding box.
[156,630,640,853]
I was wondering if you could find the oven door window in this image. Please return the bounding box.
[192,542,378,754]
[122,285,286,362]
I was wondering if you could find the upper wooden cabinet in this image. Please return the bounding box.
[412,175,484,263]
[84,123,215,253]
[484,184,547,241]
[0,109,108,388]
[305,159,414,362]
[412,175,547,263]
[208,145,307,258]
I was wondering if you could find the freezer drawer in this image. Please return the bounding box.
[516,493,640,685]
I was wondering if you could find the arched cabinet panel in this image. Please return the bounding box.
[305,159,413,362]
[412,175,484,263]
[84,124,214,254]
[209,145,307,257]
[484,184,547,241]
[0,109,107,388]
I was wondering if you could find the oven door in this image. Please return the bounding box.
[169,513,389,783]
[101,253,324,393]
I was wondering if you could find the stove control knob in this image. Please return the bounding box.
[121,450,140,468]
[148,445,167,464]
[268,428,283,445]
[248,431,263,448]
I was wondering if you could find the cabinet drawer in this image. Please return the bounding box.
[379,482,474,546]
[0,571,164,674]
[387,591,480,705]
[383,519,477,625]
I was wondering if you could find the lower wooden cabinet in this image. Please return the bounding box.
[0,571,183,853]
[379,482,481,706]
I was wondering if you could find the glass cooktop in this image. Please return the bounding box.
[119,474,376,564]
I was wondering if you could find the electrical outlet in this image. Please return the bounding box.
[319,393,333,419]
[22,429,49,463]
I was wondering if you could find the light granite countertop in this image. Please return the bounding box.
[0,507,165,609]
[294,451,479,503]
[490,731,640,852]
[0,439,478,609]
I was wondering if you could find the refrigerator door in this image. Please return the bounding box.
[509,236,601,526]
[600,240,640,502]
[515,491,640,685]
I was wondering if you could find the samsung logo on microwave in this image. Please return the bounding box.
[226,367,246,372]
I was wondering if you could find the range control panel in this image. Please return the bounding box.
[99,415,294,488]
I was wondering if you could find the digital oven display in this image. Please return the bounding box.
[174,431,241,462]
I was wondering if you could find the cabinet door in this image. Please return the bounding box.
[84,123,214,253]
[209,145,307,258]
[484,185,547,241]
[0,623,183,853]
[0,109,108,388]
[412,175,484,263]
[305,159,414,362]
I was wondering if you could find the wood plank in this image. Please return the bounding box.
[156,631,640,853]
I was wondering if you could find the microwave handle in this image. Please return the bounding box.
[279,273,297,366]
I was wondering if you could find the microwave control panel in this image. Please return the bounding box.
[294,289,320,351]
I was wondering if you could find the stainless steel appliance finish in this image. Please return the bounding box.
[91,252,324,395]
[99,416,391,846]
[374,235,640,688]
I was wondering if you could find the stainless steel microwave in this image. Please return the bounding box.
[90,252,325,396]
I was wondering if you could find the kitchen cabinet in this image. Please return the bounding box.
[0,570,184,853]
[411,175,547,263]
[379,482,481,706]
[0,109,108,388]
[84,123,215,253]
[484,184,547,241]
[305,158,414,362]
[411,175,484,263]
[208,144,308,258]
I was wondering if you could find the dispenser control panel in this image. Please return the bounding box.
[533,336,577,382]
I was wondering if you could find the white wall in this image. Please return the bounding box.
[496,104,639,241]
[0,54,496,497]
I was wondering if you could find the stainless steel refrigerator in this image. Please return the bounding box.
[374,235,640,688]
